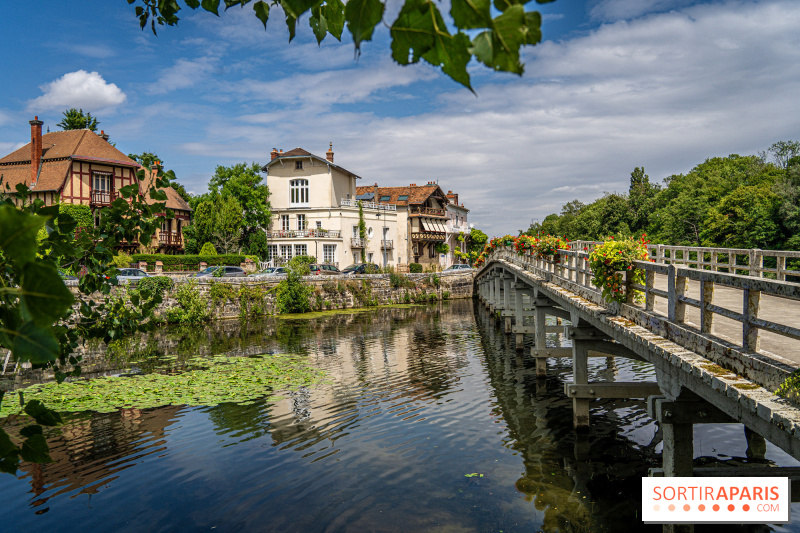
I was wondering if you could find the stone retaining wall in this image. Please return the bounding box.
[69,271,475,321]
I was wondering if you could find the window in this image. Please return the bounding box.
[93,172,111,193]
[290,179,309,206]
[316,221,322,229]
[280,245,292,260]
[352,225,359,238]
[294,244,307,257]
[383,227,389,238]
[297,214,306,231]
[323,244,336,264]
[281,215,290,231]
[380,195,391,201]
[398,195,408,201]
[367,252,373,263]
[295,161,303,170]
[429,244,436,258]
[267,245,278,261]
[367,227,374,238]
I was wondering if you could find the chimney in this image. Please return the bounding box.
[270,148,279,160]
[100,130,110,142]
[29,116,43,186]
[326,142,334,163]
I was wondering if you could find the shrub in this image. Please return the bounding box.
[435,243,449,255]
[403,292,411,304]
[165,280,210,324]
[532,235,569,261]
[130,253,251,272]
[409,263,423,273]
[238,285,267,317]
[136,276,173,299]
[275,269,312,314]
[442,291,451,300]
[589,235,650,304]
[427,273,440,288]
[200,242,218,255]
[112,252,134,269]
[58,203,93,231]
[208,281,236,305]
[389,272,412,289]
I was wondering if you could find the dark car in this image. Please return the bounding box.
[341,263,381,275]
[309,264,342,276]
[192,266,247,278]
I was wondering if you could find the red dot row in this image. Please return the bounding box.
[659,504,750,512]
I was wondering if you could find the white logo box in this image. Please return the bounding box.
[642,477,791,524]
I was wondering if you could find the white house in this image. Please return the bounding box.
[444,190,470,267]
[262,145,400,267]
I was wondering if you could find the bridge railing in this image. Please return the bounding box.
[490,246,800,359]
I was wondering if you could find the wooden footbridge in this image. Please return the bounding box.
[474,242,800,531]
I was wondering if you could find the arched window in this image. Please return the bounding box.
[290,179,309,206]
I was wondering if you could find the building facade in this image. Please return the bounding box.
[0,117,191,253]
[263,146,400,267]
[444,190,470,267]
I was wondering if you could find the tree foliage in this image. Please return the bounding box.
[126,0,556,89]
[128,152,193,202]
[58,108,99,131]
[0,168,173,474]
[522,146,799,251]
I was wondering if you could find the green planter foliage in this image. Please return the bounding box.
[200,242,218,255]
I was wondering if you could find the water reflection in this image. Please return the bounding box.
[1,301,797,532]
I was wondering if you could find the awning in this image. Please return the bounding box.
[421,218,445,233]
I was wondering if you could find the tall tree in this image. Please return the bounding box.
[769,140,800,169]
[58,108,99,131]
[212,196,244,253]
[627,167,659,234]
[208,162,271,252]
[126,0,554,90]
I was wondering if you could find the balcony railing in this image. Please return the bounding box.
[268,229,342,239]
[159,231,183,247]
[411,231,446,242]
[410,206,446,217]
[340,199,396,211]
[90,190,117,206]
[351,238,366,248]
[381,239,393,249]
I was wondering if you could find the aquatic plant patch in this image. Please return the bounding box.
[0,354,326,417]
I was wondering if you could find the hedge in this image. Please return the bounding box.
[130,254,259,272]
[409,263,423,273]
[59,204,93,230]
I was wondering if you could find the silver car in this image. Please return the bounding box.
[116,268,150,284]
[250,266,288,278]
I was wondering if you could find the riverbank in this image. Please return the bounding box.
[69,270,475,321]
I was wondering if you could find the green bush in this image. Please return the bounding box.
[276,270,312,314]
[136,276,173,298]
[58,203,93,230]
[409,263,423,273]
[200,242,218,255]
[238,285,267,317]
[208,281,236,305]
[389,272,412,289]
[112,252,133,269]
[130,253,250,272]
[442,291,451,300]
[165,280,210,324]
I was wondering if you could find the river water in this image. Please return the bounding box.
[2,300,798,532]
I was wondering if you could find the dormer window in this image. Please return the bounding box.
[290,179,309,207]
[295,161,303,170]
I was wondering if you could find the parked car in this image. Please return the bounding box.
[191,266,247,278]
[309,264,342,275]
[250,266,288,278]
[341,263,381,275]
[116,268,150,284]
[444,264,473,271]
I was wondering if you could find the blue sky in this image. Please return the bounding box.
[1,0,799,236]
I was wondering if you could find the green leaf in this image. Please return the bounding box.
[201,0,221,16]
[19,433,52,464]
[422,30,472,89]
[524,10,542,45]
[345,0,384,50]
[20,262,75,327]
[12,321,60,364]
[0,205,46,265]
[323,0,345,39]
[470,5,527,74]
[310,5,329,44]
[185,0,201,8]
[19,425,43,438]
[253,0,270,28]
[24,400,63,427]
[0,428,16,457]
[450,0,491,30]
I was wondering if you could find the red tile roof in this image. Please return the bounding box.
[0,129,139,192]
[140,168,192,213]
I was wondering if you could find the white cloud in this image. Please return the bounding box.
[68,44,116,59]
[28,70,126,112]
[588,0,695,21]
[147,56,222,94]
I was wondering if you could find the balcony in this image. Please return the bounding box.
[90,190,117,206]
[409,206,446,218]
[340,199,396,211]
[159,231,183,247]
[268,229,342,239]
[446,223,470,234]
[351,238,366,248]
[410,231,446,242]
[380,239,393,250]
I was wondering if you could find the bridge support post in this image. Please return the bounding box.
[745,426,767,460]
[503,277,513,333]
[572,339,590,429]
[534,304,548,378]
[514,285,525,351]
